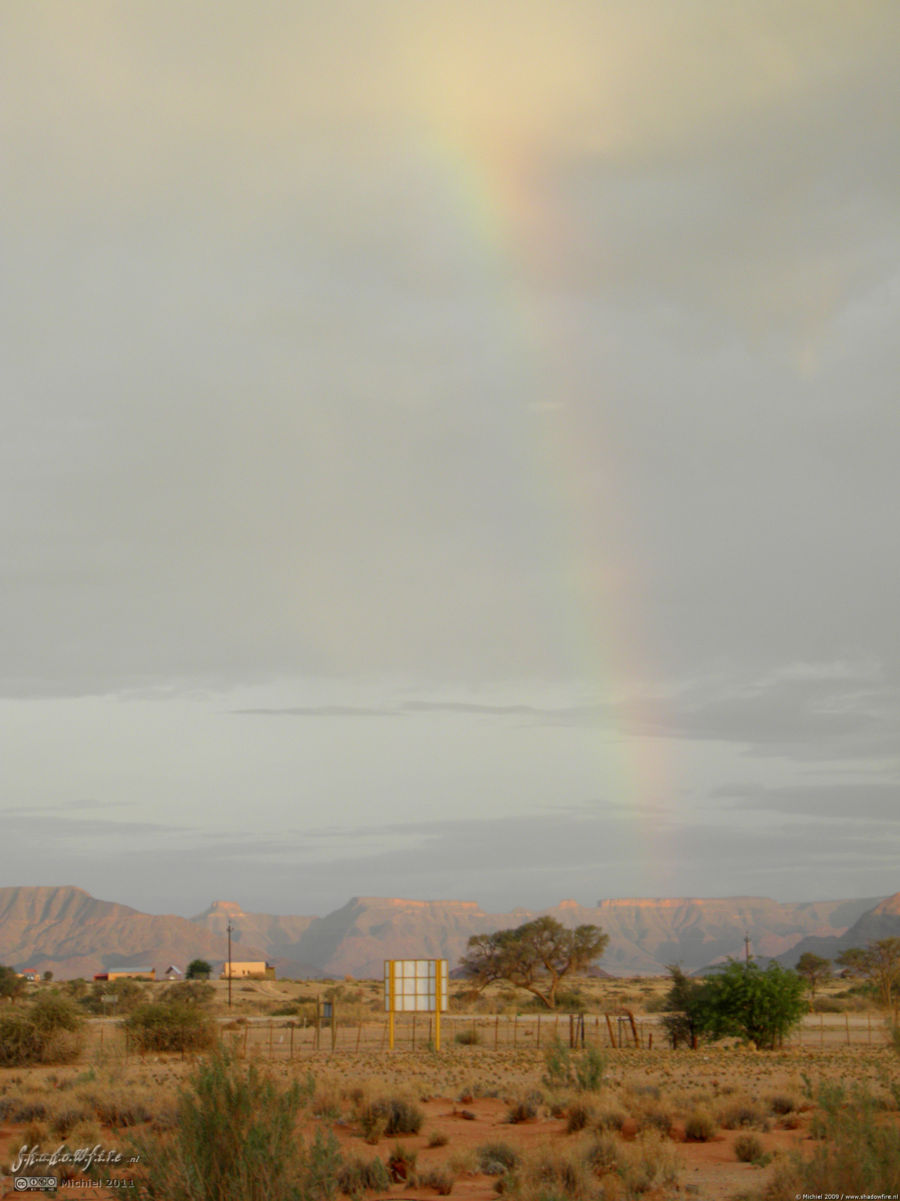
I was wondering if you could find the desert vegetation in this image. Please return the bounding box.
[0,968,898,1199]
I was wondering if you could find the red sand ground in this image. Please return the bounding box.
[0,1093,813,1201]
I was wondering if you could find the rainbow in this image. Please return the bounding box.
[418,128,672,884]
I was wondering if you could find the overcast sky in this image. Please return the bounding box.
[2,2,898,918]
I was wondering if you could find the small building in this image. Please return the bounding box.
[93,967,156,982]
[18,969,39,983]
[220,961,276,980]
[163,965,182,980]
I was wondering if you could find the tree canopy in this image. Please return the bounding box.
[0,965,25,1001]
[836,938,900,1009]
[663,959,807,1050]
[459,917,608,1009]
[795,952,831,997]
[186,959,213,980]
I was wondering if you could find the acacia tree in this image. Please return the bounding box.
[663,959,807,1050]
[795,952,832,998]
[693,960,807,1050]
[836,938,900,1009]
[459,917,608,1009]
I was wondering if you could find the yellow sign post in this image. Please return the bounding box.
[384,958,448,1051]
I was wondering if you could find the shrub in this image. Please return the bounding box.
[160,981,215,1008]
[336,1154,390,1194]
[763,1083,900,1199]
[541,1039,606,1092]
[79,978,147,1015]
[387,1142,417,1184]
[87,1091,155,1128]
[428,1130,449,1148]
[0,994,84,1066]
[720,1099,765,1129]
[684,1109,717,1141]
[734,1133,766,1164]
[358,1096,424,1139]
[454,1027,480,1045]
[584,1132,618,1173]
[477,1142,520,1174]
[594,1104,627,1131]
[418,1165,455,1194]
[617,1132,681,1196]
[127,1048,327,1200]
[565,1099,595,1133]
[541,1039,572,1089]
[304,1129,342,1201]
[767,1093,797,1116]
[574,1046,607,1092]
[507,1145,597,1201]
[125,1001,217,1053]
[506,1094,540,1123]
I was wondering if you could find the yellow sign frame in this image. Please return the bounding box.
[384,958,448,1050]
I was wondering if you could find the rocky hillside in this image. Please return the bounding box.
[777,891,900,967]
[0,886,888,979]
[266,894,879,978]
[0,886,269,980]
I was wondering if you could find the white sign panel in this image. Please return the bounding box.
[384,959,448,1013]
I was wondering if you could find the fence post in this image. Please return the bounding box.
[513,1014,518,1046]
[494,1014,499,1049]
[536,1014,541,1048]
[412,1013,416,1050]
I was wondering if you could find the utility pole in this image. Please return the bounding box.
[226,920,233,1008]
[744,933,751,964]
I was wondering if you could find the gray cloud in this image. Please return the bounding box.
[1,4,898,915]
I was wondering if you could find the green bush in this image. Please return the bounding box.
[0,993,84,1065]
[127,1048,331,1200]
[79,978,148,1015]
[763,1083,900,1199]
[573,1046,607,1092]
[541,1039,606,1092]
[125,1001,217,1053]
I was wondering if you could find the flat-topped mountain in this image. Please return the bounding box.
[0,886,888,979]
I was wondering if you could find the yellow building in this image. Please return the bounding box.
[220,961,275,979]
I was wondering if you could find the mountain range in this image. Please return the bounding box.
[1,886,896,979]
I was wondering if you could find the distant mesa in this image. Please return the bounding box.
[0,886,892,981]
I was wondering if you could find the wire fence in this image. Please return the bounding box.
[86,1009,896,1061]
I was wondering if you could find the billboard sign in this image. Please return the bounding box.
[384,958,448,1013]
